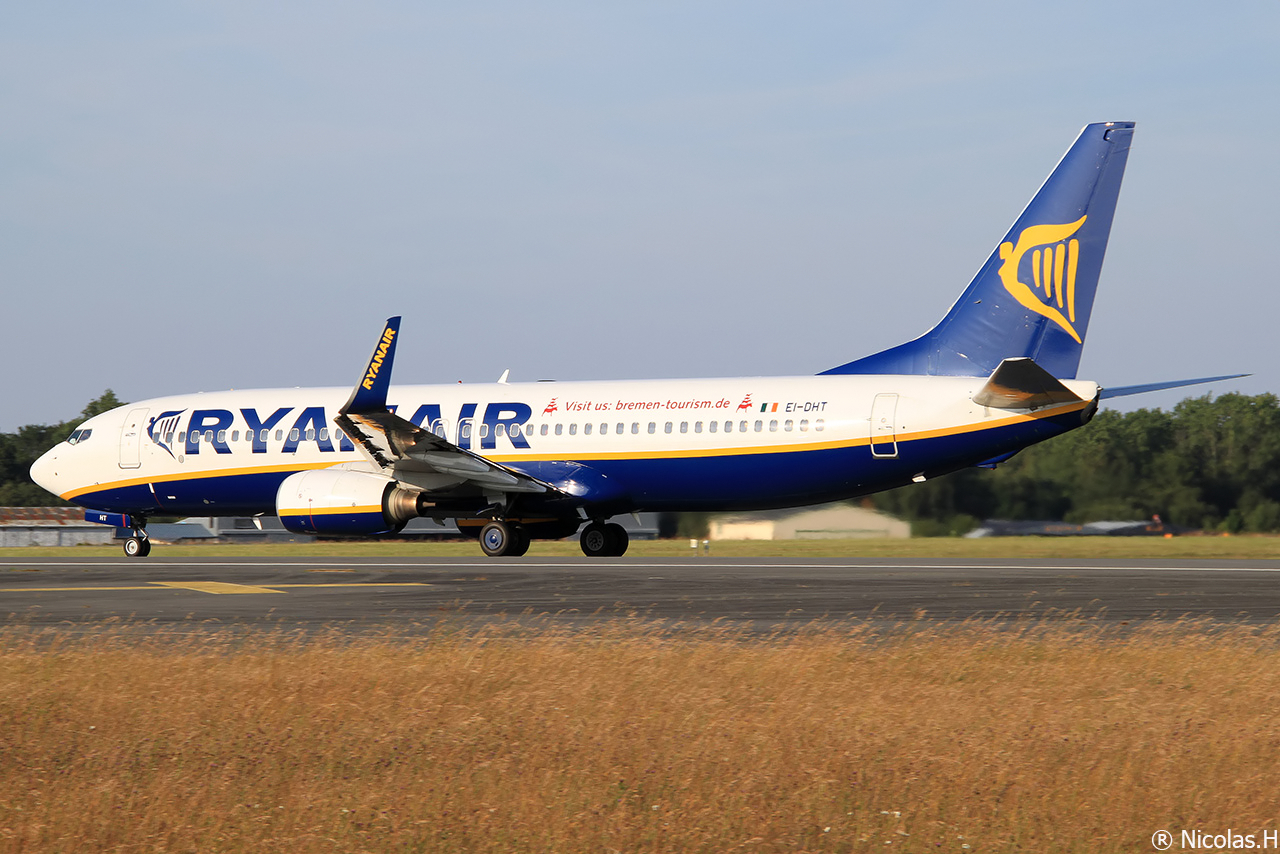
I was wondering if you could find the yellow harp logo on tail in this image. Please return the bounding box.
[997,215,1087,343]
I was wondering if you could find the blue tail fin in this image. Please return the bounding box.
[822,121,1135,379]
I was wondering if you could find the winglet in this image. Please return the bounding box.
[342,316,401,414]
[973,357,1084,409]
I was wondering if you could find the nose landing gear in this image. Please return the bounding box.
[123,520,151,558]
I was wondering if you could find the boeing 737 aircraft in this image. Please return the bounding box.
[29,122,1241,557]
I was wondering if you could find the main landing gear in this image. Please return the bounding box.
[122,522,151,558]
[479,520,531,557]
[475,519,629,557]
[579,521,628,558]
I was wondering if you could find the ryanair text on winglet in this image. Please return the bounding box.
[362,327,396,391]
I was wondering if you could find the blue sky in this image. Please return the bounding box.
[2,2,1277,431]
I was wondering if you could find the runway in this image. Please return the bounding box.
[5,555,1280,631]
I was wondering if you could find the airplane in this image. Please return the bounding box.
[29,121,1243,558]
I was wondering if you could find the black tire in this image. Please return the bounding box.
[604,522,628,557]
[509,524,531,557]
[123,536,149,558]
[581,522,627,557]
[480,521,521,557]
[580,522,610,557]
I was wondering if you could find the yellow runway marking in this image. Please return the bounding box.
[1,582,428,595]
[153,581,286,595]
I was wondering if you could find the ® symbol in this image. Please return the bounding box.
[997,216,1087,343]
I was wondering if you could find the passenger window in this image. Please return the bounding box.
[540,424,549,436]
[569,423,578,435]
[799,419,808,432]
[724,421,732,433]
[631,422,639,434]
[319,428,329,442]
[231,430,240,442]
[218,430,228,444]
[740,421,748,432]
[784,420,793,432]
[584,423,593,435]
[260,429,269,442]
[754,420,762,432]
[648,422,656,434]
[289,429,299,442]
[598,423,606,435]
[664,422,673,434]
[680,422,688,434]
[555,424,563,436]
[305,428,315,441]
[479,424,490,438]
[205,430,215,443]
[190,432,200,444]
[694,422,702,433]
[617,423,625,434]
[461,423,471,439]
[275,430,283,441]
[494,423,505,437]
[709,421,717,433]
[815,419,825,432]
[769,420,778,432]
[526,424,534,436]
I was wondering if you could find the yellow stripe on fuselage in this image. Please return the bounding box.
[63,399,1089,501]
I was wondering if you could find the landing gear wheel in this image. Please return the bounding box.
[479,521,529,557]
[123,536,151,558]
[580,522,628,557]
[510,524,531,557]
[604,522,628,557]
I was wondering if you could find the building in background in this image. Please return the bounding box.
[709,504,909,540]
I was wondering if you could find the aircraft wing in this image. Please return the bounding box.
[335,317,549,495]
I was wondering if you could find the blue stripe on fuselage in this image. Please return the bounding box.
[69,406,1087,518]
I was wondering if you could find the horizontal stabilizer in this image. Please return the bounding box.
[973,358,1083,410]
[1099,374,1249,400]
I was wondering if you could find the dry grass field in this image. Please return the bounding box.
[4,618,1280,853]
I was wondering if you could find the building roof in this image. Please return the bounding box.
[0,507,98,527]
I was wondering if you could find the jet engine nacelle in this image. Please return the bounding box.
[276,469,424,536]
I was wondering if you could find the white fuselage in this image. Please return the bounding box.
[31,373,1098,518]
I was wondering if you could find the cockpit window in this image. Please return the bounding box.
[67,428,93,445]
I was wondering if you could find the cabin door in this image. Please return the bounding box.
[869,394,899,459]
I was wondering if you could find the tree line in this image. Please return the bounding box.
[4,392,1278,535]
[0,391,122,505]
[872,393,1280,535]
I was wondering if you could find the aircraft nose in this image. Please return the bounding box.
[29,448,64,498]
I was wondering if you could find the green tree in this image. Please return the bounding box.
[0,390,126,506]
